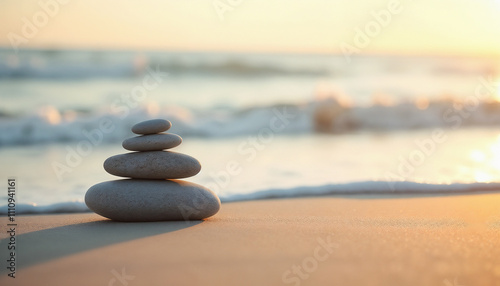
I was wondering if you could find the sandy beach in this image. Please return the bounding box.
[1,193,499,286]
[3,1,500,285]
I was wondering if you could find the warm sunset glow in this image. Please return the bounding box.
[415,97,429,110]
[496,80,500,102]
[487,135,500,172]
[474,171,493,183]
[0,0,500,55]
[490,135,500,156]
[38,106,62,125]
[470,150,486,163]
[466,136,500,183]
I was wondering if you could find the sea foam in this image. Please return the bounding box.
[1,181,499,215]
[1,97,500,146]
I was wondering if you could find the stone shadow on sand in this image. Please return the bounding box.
[0,219,202,274]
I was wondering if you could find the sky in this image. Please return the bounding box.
[1,0,500,56]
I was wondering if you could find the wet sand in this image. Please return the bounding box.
[1,193,500,286]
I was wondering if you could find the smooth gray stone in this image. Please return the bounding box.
[132,119,171,135]
[104,151,201,179]
[122,133,182,151]
[85,179,221,221]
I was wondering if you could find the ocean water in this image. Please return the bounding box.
[1,48,500,214]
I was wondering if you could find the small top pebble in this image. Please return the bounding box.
[132,119,171,135]
[122,133,182,151]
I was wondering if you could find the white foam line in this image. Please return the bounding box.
[3,181,500,215]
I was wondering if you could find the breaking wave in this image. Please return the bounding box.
[0,48,330,79]
[1,95,500,146]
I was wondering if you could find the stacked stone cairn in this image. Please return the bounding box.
[85,119,220,222]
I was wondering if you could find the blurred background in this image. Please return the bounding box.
[1,0,500,212]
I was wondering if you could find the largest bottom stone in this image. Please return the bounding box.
[85,179,221,221]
